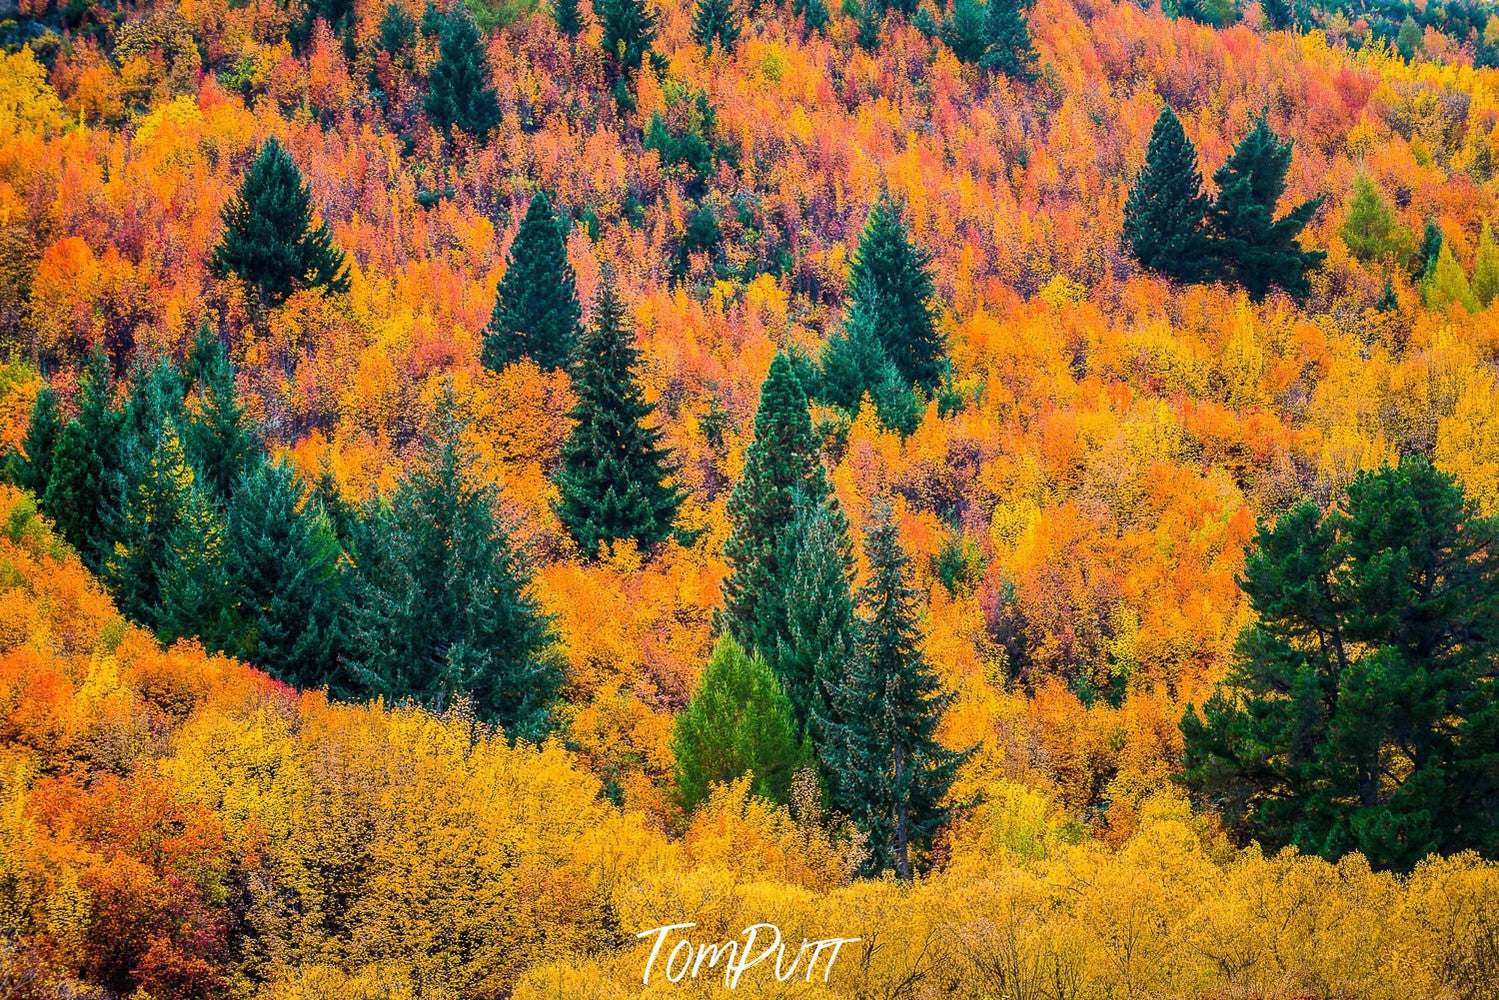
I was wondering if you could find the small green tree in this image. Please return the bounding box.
[847,196,945,390]
[1414,217,1444,279]
[10,383,59,497]
[1182,457,1499,871]
[1424,242,1475,312]
[1471,220,1499,308]
[819,499,967,879]
[1124,106,1214,282]
[935,0,987,63]
[673,637,812,810]
[554,277,682,557]
[183,324,260,505]
[1340,174,1402,265]
[211,137,350,308]
[597,0,656,79]
[1261,0,1293,30]
[978,0,1038,80]
[482,192,582,372]
[772,494,858,733]
[425,6,503,139]
[692,0,741,54]
[1207,114,1325,300]
[819,303,922,434]
[43,349,123,571]
[1396,15,1422,60]
[554,0,586,34]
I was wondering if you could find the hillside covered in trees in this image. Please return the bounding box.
[1,0,1498,993]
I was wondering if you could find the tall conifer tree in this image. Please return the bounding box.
[482,192,582,372]
[212,137,349,308]
[43,349,123,571]
[692,0,741,54]
[820,500,966,880]
[979,0,1038,79]
[846,197,945,390]
[1124,106,1214,282]
[773,494,858,733]
[554,277,682,557]
[597,0,656,79]
[425,6,502,139]
[184,325,260,506]
[11,384,59,497]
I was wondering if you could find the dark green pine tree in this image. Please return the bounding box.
[1414,217,1444,280]
[1124,106,1216,283]
[482,192,582,372]
[672,637,813,810]
[43,349,124,571]
[820,499,967,880]
[211,137,350,309]
[223,458,345,689]
[846,197,945,390]
[1261,0,1293,30]
[936,0,988,64]
[554,278,682,557]
[554,0,585,34]
[597,0,657,79]
[773,494,858,733]
[10,383,60,497]
[425,6,502,140]
[793,0,829,31]
[978,0,1038,80]
[819,302,922,435]
[183,324,260,506]
[344,386,562,741]
[1182,456,1499,872]
[1207,114,1326,301]
[719,353,830,663]
[692,0,741,54]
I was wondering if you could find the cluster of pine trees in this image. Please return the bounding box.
[1124,108,1325,300]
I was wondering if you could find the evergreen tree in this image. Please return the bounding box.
[1261,0,1293,30]
[1396,15,1422,60]
[1124,106,1215,282]
[554,278,682,557]
[1414,217,1444,279]
[819,304,922,435]
[692,0,741,54]
[482,192,582,372]
[1207,114,1326,300]
[846,196,945,389]
[1182,457,1499,871]
[223,458,345,689]
[425,6,502,140]
[1471,219,1499,308]
[597,0,656,79]
[936,0,988,63]
[1424,242,1474,312]
[183,324,260,505]
[978,0,1038,79]
[794,0,829,30]
[773,494,858,733]
[852,0,884,51]
[672,637,812,810]
[554,0,585,34]
[211,137,350,308]
[719,353,829,661]
[43,349,123,571]
[819,499,967,879]
[10,383,59,497]
[345,386,561,740]
[1340,174,1400,265]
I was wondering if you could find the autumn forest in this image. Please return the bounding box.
[0,0,1497,993]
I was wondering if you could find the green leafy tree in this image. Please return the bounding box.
[554,278,682,557]
[183,324,260,505]
[819,499,967,879]
[1471,219,1499,308]
[1207,114,1326,300]
[1182,457,1499,871]
[1424,242,1474,312]
[692,0,741,54]
[554,0,586,34]
[978,0,1037,79]
[772,494,858,733]
[425,6,502,139]
[597,0,656,79]
[43,349,123,571]
[482,192,582,372]
[211,137,350,308]
[720,353,830,660]
[10,383,59,497]
[1124,106,1214,282]
[847,196,945,389]
[345,387,561,740]
[1396,15,1422,60]
[1340,174,1404,265]
[673,637,813,810]
[223,458,345,690]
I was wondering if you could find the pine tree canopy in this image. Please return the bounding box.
[978,0,1038,79]
[720,352,830,661]
[772,493,858,733]
[672,636,812,810]
[184,323,261,506]
[554,0,585,34]
[42,348,124,572]
[482,192,582,372]
[553,277,682,557]
[211,137,350,308]
[424,5,502,139]
[1182,456,1499,872]
[1207,114,1326,300]
[1124,106,1215,282]
[846,196,945,390]
[11,383,59,497]
[598,0,656,78]
[692,0,741,54]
